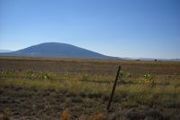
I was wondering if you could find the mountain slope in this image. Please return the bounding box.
[0,42,113,59]
[0,49,12,53]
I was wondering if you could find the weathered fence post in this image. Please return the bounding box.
[107,65,121,111]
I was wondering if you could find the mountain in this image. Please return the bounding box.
[0,42,116,59]
[0,49,12,53]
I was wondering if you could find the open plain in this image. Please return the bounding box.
[0,57,180,120]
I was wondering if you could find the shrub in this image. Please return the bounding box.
[143,74,155,87]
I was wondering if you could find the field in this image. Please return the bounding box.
[0,57,180,120]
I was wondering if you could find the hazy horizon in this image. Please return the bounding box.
[0,0,180,59]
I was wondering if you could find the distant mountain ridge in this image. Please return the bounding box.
[0,42,117,59]
[0,49,12,53]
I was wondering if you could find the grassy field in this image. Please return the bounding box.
[0,57,180,120]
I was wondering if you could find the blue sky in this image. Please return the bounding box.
[0,0,180,59]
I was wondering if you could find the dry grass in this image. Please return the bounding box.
[61,109,71,120]
[0,57,180,119]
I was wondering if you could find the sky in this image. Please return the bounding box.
[0,0,180,59]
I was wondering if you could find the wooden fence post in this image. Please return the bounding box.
[107,65,121,111]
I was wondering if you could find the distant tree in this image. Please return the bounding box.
[136,59,140,61]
